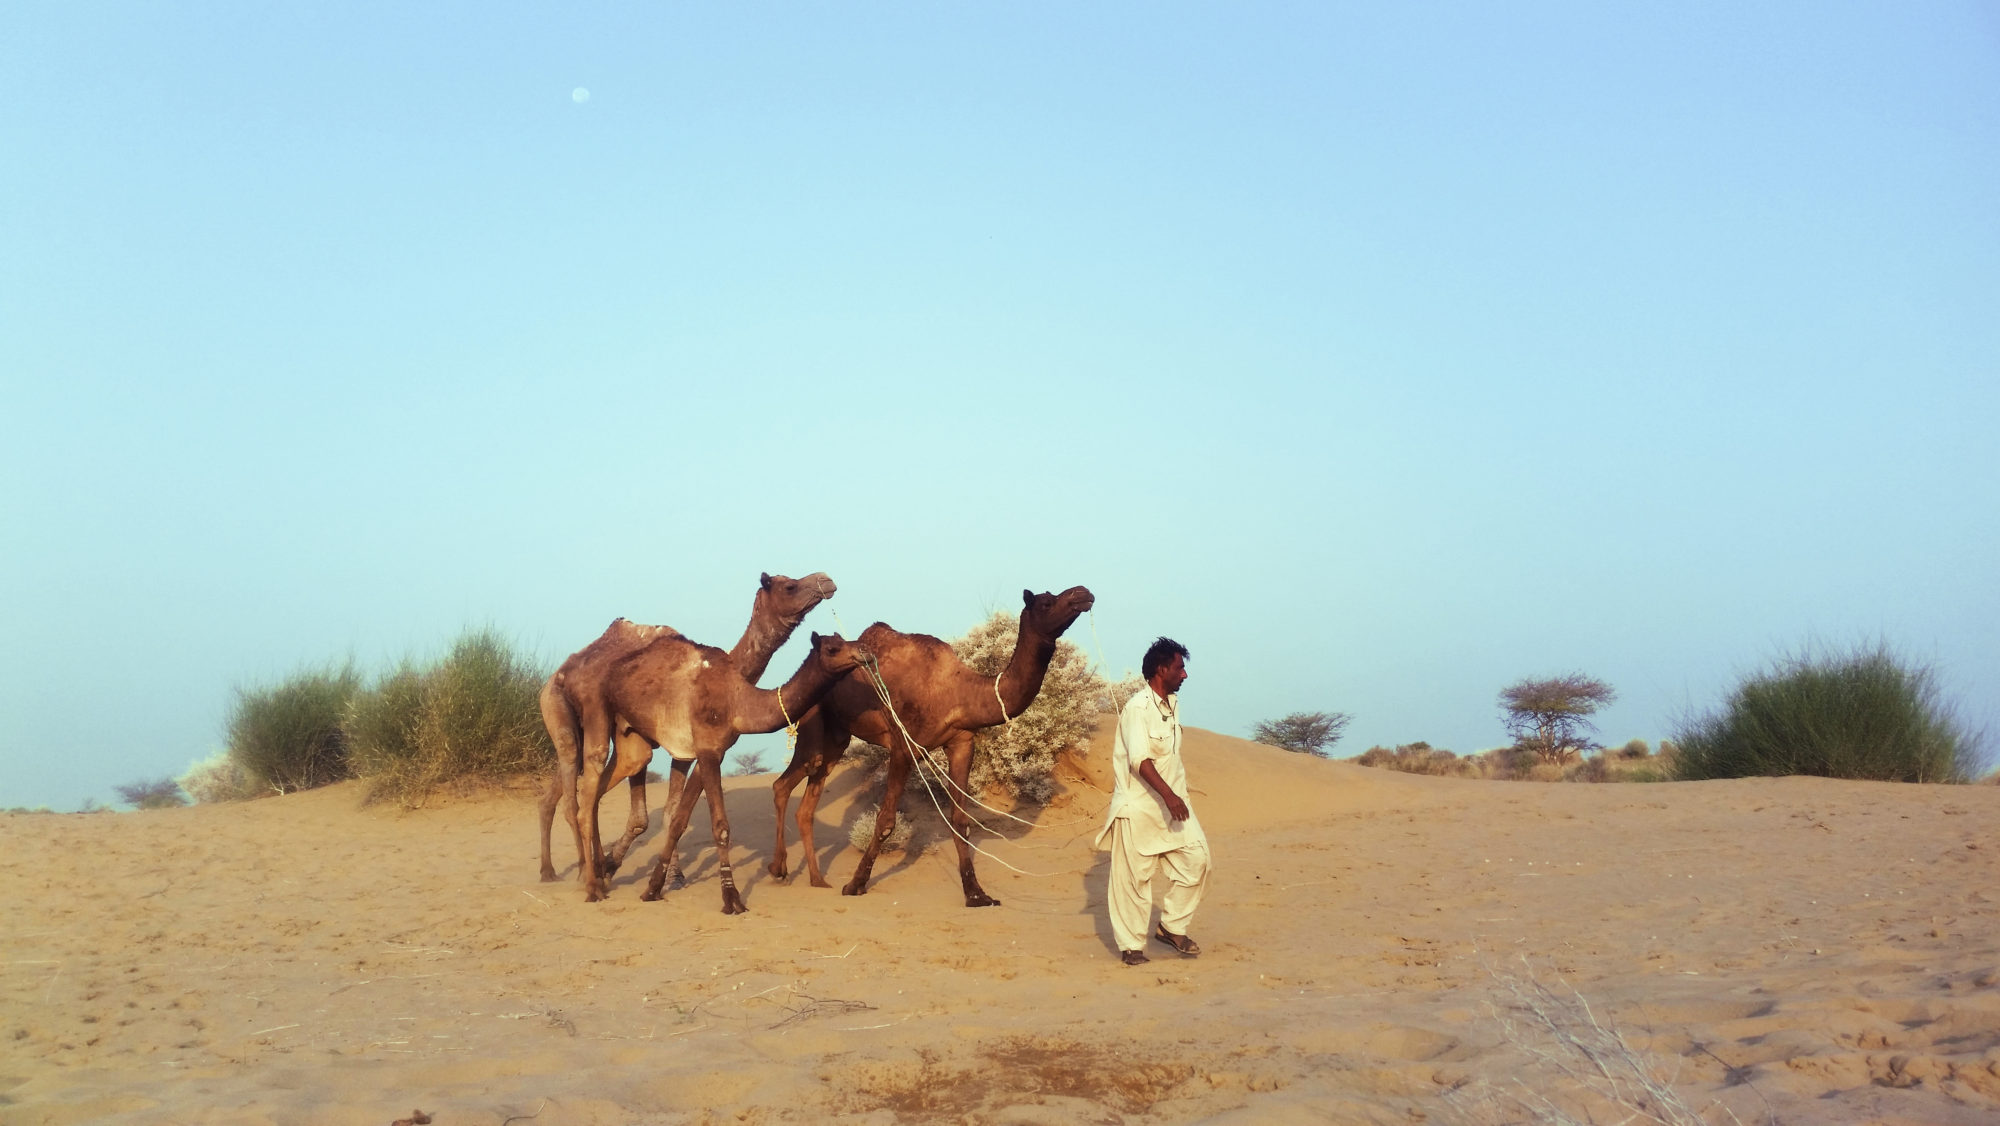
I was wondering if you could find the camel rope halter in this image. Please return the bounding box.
[776,687,797,751]
[994,673,1012,727]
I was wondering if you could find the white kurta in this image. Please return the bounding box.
[1096,685,1210,952]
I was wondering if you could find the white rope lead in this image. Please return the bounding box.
[857,658,1065,878]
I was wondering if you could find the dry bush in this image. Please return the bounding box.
[847,802,917,852]
[178,751,256,803]
[1354,741,1472,777]
[1566,755,1611,783]
[1618,738,1650,759]
[950,610,1116,804]
[1446,957,1748,1126]
[345,628,553,807]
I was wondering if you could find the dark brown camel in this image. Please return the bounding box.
[583,631,873,912]
[768,586,1095,907]
[536,572,834,883]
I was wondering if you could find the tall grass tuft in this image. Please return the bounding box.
[225,662,362,795]
[346,628,554,807]
[1673,644,1983,784]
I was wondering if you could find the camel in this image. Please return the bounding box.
[583,631,874,912]
[767,585,1095,908]
[536,572,835,883]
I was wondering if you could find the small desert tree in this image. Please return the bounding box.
[948,610,1117,804]
[114,777,188,810]
[1250,710,1352,757]
[1500,674,1616,765]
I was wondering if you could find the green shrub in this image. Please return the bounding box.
[179,751,256,803]
[1672,644,1983,783]
[225,662,362,794]
[114,777,188,810]
[345,628,553,807]
[949,611,1117,804]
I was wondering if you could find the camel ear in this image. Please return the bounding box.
[761,572,774,590]
[810,631,823,646]
[1022,589,1034,607]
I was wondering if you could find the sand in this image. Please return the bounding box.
[4,728,1998,1125]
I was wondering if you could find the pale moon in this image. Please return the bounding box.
[572,87,590,104]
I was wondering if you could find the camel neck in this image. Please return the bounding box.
[990,625,1060,721]
[728,603,802,686]
[733,650,842,735]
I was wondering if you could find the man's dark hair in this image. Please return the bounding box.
[1142,637,1190,680]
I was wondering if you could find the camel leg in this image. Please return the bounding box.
[575,719,616,902]
[841,744,911,897]
[537,754,574,883]
[642,756,705,901]
[537,681,582,883]
[696,755,748,915]
[943,730,1000,908]
[768,755,810,882]
[602,731,658,873]
[794,718,849,888]
[769,711,836,882]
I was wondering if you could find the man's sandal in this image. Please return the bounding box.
[1153,926,1201,957]
[1121,949,1151,966]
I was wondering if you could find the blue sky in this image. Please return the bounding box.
[4,3,1995,809]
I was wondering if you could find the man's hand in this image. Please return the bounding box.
[1137,759,1190,824]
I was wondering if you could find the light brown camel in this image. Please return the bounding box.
[583,631,873,912]
[767,586,1095,907]
[535,572,834,883]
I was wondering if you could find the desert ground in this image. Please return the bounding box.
[4,728,1998,1125]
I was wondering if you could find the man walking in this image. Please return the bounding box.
[1095,637,1209,965]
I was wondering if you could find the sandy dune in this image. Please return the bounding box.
[4,728,1998,1125]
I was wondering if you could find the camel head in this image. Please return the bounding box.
[807,631,872,674]
[1021,585,1095,640]
[758,571,837,627]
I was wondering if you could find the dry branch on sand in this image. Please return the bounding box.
[1446,957,1758,1126]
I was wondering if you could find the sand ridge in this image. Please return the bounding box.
[3,729,1998,1124]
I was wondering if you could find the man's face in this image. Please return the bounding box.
[1159,653,1188,695]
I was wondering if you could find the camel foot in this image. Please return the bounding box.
[964,892,1001,908]
[840,881,867,897]
[809,875,831,889]
[584,883,608,903]
[767,858,789,881]
[539,869,559,883]
[720,890,747,915]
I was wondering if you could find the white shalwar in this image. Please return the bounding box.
[1094,685,1211,953]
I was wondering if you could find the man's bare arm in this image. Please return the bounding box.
[1138,759,1189,823]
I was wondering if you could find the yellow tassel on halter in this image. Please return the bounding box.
[776,688,797,751]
